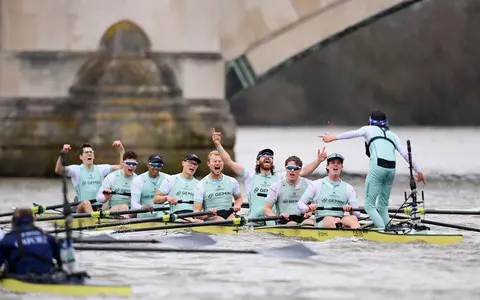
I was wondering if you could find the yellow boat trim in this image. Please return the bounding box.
[0,278,131,296]
[253,226,463,245]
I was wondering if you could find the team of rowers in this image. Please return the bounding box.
[54,110,425,230]
[0,110,427,279]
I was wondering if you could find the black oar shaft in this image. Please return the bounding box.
[48,211,216,233]
[36,206,171,222]
[316,206,480,216]
[73,239,162,244]
[0,202,83,218]
[113,216,281,234]
[389,214,480,233]
[74,245,257,254]
[421,219,480,233]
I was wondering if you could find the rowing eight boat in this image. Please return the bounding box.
[48,214,462,245]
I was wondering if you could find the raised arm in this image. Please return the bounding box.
[54,144,72,175]
[111,140,125,171]
[320,127,368,143]
[212,128,245,176]
[300,147,327,177]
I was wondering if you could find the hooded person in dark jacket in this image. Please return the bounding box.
[0,208,62,276]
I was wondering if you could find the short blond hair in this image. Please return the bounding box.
[207,150,222,162]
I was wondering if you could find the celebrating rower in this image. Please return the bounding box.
[96,150,139,216]
[155,154,202,222]
[298,154,360,229]
[0,208,62,276]
[130,154,171,218]
[54,141,125,213]
[194,150,243,221]
[320,111,425,229]
[264,156,312,225]
[212,128,326,218]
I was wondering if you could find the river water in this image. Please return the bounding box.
[1,126,480,300]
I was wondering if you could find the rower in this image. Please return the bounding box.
[320,111,425,229]
[193,150,243,221]
[212,128,327,219]
[54,141,125,213]
[264,156,312,225]
[154,153,202,222]
[298,153,361,229]
[0,208,62,276]
[131,154,170,218]
[96,150,138,217]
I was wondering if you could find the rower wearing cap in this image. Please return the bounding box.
[212,128,327,219]
[54,141,125,213]
[298,153,360,228]
[194,150,243,221]
[131,154,171,218]
[320,111,425,229]
[96,150,138,215]
[264,156,312,224]
[0,208,62,276]
[155,154,202,222]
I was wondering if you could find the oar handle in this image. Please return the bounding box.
[315,206,366,213]
[102,191,131,197]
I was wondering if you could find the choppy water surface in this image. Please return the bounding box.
[1,127,480,300]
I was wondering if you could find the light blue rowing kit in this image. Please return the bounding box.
[298,176,359,227]
[242,169,280,218]
[65,164,112,202]
[131,171,169,218]
[335,125,421,228]
[159,173,199,213]
[194,174,241,219]
[266,177,311,215]
[96,170,137,209]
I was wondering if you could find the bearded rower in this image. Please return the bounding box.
[96,150,138,215]
[212,128,326,219]
[130,154,170,218]
[54,141,125,213]
[298,153,360,229]
[264,156,312,225]
[194,151,243,221]
[155,154,202,222]
[320,111,425,229]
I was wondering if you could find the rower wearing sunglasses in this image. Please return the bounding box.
[212,128,327,219]
[96,150,139,216]
[320,111,425,229]
[154,154,203,223]
[264,156,312,224]
[194,150,243,221]
[54,141,125,213]
[130,154,171,218]
[298,153,360,229]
